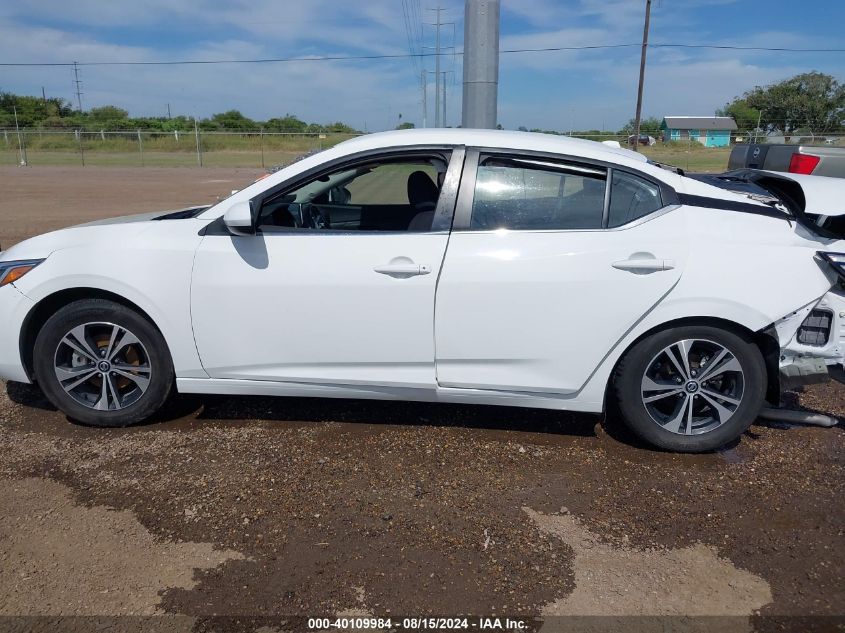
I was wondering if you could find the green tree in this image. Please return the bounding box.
[202,110,256,131]
[620,116,661,136]
[735,72,845,134]
[716,100,760,134]
[324,121,357,133]
[0,91,72,127]
[86,105,131,130]
[265,114,308,133]
[396,121,415,130]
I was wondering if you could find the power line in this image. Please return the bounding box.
[1,43,844,67]
[401,0,421,74]
[651,44,845,52]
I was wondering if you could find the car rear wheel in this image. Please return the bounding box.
[614,325,766,452]
[33,299,173,427]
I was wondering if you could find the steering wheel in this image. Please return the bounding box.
[303,203,329,229]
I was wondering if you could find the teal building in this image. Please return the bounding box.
[661,116,737,147]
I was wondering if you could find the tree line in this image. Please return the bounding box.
[3,71,843,137]
[0,93,358,134]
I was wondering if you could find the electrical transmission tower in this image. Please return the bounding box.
[424,7,454,127]
[72,61,84,111]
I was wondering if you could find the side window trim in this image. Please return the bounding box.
[505,157,606,178]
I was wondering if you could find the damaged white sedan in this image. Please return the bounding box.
[0,129,843,452]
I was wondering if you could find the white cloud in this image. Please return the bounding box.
[0,0,842,132]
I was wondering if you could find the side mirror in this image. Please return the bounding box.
[223,200,255,236]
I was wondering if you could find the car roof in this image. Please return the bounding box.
[335,128,650,170]
[202,128,689,218]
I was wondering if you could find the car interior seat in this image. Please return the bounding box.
[406,170,440,231]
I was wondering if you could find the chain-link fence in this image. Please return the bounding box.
[1,128,843,169]
[0,129,360,168]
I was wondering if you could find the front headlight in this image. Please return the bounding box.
[0,259,44,287]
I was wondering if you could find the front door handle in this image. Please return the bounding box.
[374,263,431,277]
[612,258,675,272]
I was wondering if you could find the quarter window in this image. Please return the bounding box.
[607,171,663,228]
[470,157,607,231]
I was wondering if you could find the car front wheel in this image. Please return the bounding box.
[33,299,173,427]
[614,325,766,452]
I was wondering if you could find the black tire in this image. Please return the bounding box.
[33,299,173,427]
[613,324,766,452]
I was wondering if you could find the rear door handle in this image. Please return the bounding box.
[612,258,675,272]
[374,263,431,277]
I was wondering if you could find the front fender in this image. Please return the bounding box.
[12,231,208,379]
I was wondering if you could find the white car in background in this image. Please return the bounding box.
[1,129,843,452]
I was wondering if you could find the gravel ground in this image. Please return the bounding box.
[0,383,842,632]
[0,166,843,632]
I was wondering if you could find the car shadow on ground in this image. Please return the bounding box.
[5,379,619,441]
[9,380,837,452]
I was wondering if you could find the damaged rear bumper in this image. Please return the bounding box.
[774,288,845,389]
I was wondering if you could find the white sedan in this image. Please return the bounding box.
[1,129,844,452]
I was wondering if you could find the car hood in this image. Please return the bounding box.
[73,205,211,228]
[1,206,210,261]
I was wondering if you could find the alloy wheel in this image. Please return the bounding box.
[53,322,152,412]
[640,338,745,435]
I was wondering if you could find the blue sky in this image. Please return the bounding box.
[1,0,843,131]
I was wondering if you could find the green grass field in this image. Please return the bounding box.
[1,135,732,172]
[0,149,307,168]
[0,132,354,169]
[639,145,731,172]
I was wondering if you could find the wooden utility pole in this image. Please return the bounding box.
[632,0,652,151]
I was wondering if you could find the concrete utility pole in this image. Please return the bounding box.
[462,0,500,129]
[434,7,441,127]
[632,0,652,151]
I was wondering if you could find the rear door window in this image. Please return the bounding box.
[470,157,607,231]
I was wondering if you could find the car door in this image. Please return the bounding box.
[190,147,464,389]
[434,150,688,395]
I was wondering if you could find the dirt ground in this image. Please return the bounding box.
[0,165,843,633]
[0,164,264,248]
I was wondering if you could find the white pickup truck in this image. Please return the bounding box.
[728,143,845,178]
